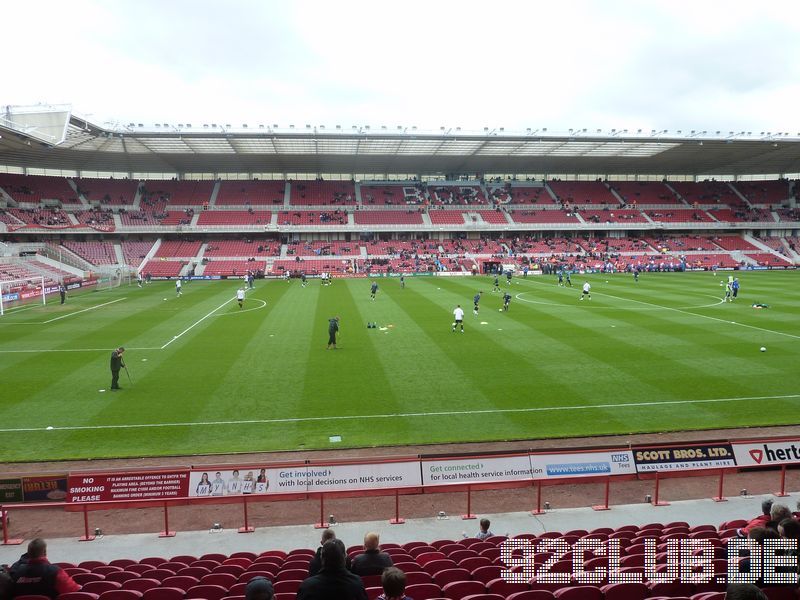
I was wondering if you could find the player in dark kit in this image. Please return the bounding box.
[565,271,572,287]
[327,317,340,349]
[493,275,500,292]
[400,274,405,288]
[557,271,564,286]
[110,347,125,390]
[503,292,511,311]
[473,292,482,316]
[59,284,66,305]
[370,281,378,300]
[506,270,512,285]
[301,272,307,287]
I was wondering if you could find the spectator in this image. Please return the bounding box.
[298,539,367,600]
[475,518,494,541]
[9,538,80,599]
[726,583,768,600]
[309,529,351,576]
[739,499,775,537]
[244,576,274,600]
[350,532,394,576]
[768,504,794,531]
[377,567,411,600]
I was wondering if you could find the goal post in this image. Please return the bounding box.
[0,276,47,316]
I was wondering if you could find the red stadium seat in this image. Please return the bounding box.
[103,572,140,584]
[73,574,106,585]
[600,582,650,600]
[272,580,302,595]
[81,582,122,595]
[97,591,142,600]
[405,583,444,600]
[433,569,471,586]
[120,580,160,594]
[441,580,486,599]
[553,586,603,600]
[160,576,199,591]
[141,588,185,600]
[507,592,555,600]
[185,584,228,600]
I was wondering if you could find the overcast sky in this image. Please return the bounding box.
[5,0,800,134]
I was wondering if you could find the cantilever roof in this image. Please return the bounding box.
[1,109,799,175]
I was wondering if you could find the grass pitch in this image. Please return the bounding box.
[1,271,799,462]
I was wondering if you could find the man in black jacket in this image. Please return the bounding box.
[350,532,394,576]
[298,539,366,600]
[9,538,80,599]
[308,529,351,577]
[110,347,125,390]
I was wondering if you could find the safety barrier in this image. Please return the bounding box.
[2,434,798,544]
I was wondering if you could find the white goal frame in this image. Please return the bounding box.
[0,276,47,316]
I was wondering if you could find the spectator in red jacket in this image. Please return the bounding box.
[739,499,774,537]
[9,539,80,599]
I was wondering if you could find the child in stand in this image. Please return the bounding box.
[377,568,410,600]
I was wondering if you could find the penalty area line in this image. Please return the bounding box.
[41,298,127,324]
[2,393,798,433]
[160,295,238,349]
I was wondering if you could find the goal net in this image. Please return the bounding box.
[0,276,47,316]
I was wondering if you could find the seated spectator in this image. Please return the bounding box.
[298,539,367,600]
[768,504,794,531]
[9,538,80,599]
[726,583,768,600]
[377,567,411,600]
[476,518,494,541]
[739,499,775,537]
[309,528,351,576]
[350,532,394,576]
[245,576,274,600]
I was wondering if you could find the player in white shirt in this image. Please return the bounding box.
[580,281,591,300]
[176,279,182,297]
[452,304,465,333]
[237,287,246,309]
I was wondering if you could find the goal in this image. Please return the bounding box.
[0,276,47,316]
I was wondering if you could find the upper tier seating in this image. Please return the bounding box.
[154,241,202,258]
[508,237,586,254]
[121,241,156,267]
[428,211,467,225]
[272,259,350,275]
[354,211,423,225]
[62,241,117,265]
[580,209,648,224]
[0,209,26,228]
[0,174,81,204]
[360,184,425,205]
[197,211,272,226]
[216,181,286,206]
[732,180,791,205]
[645,210,713,223]
[428,185,487,205]
[775,208,800,222]
[203,240,280,257]
[120,210,191,227]
[668,181,738,205]
[277,211,348,226]
[488,185,554,205]
[548,181,619,206]
[142,180,215,206]
[73,209,115,231]
[608,182,680,205]
[362,240,436,255]
[75,178,139,205]
[510,210,580,224]
[290,181,355,206]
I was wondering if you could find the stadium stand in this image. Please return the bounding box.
[216,181,286,206]
[548,181,619,206]
[509,210,580,224]
[62,241,117,265]
[154,240,202,258]
[290,180,356,205]
[120,210,191,227]
[643,236,720,252]
[121,241,156,267]
[271,258,351,275]
[775,208,800,222]
[645,209,713,223]
[8,207,71,227]
[428,210,467,225]
[476,210,509,225]
[73,209,115,231]
[732,179,791,205]
[354,211,423,225]
[286,241,361,257]
[360,184,425,206]
[608,181,680,205]
[203,260,267,276]
[197,211,272,226]
[203,240,280,257]
[579,209,649,224]
[0,173,81,204]
[0,209,26,228]
[75,178,139,205]
[711,236,760,251]
[142,180,215,206]
[139,260,187,277]
[745,253,793,267]
[278,211,348,225]
[428,184,487,205]
[668,180,738,205]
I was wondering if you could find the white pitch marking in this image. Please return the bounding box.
[0,346,159,354]
[2,393,798,433]
[41,298,127,324]
[215,298,267,316]
[160,295,238,349]
[522,279,800,340]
